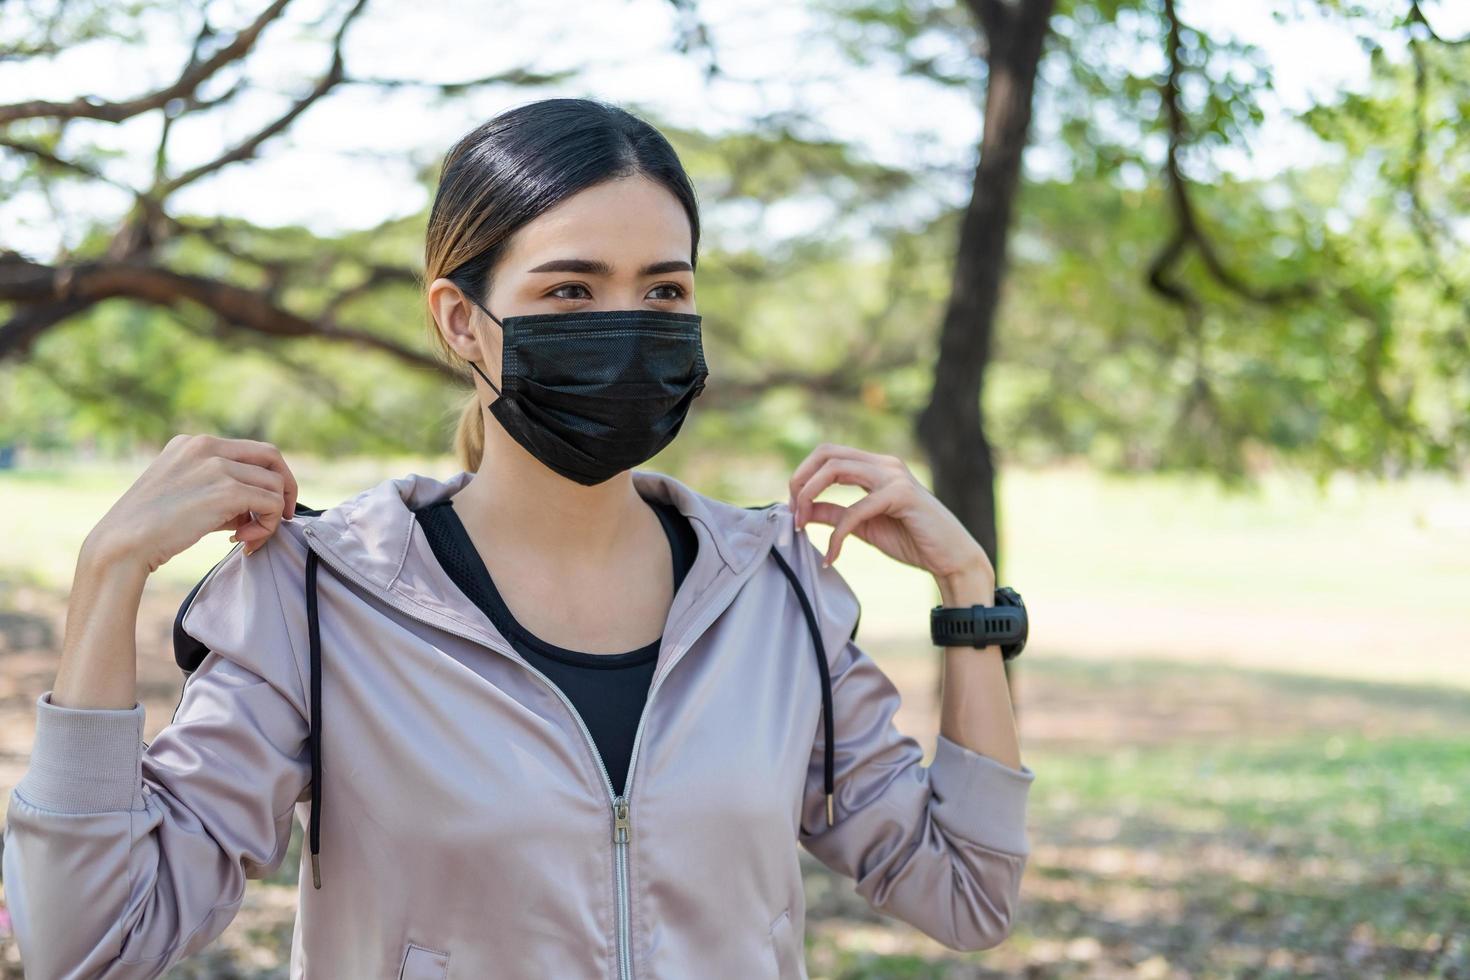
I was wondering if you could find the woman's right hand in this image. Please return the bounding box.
[51,435,298,709]
[85,434,300,575]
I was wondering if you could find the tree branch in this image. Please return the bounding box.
[340,67,579,94]
[0,0,293,125]
[0,255,451,377]
[1152,0,1316,308]
[1404,15,1470,351]
[170,311,436,445]
[158,0,371,198]
[1148,0,1437,458]
[0,137,126,189]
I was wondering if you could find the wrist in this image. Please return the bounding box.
[80,527,151,580]
[936,565,996,608]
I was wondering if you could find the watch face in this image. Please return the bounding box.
[984,587,1024,658]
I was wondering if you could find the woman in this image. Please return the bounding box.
[2,97,1035,979]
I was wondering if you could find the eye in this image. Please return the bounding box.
[549,283,592,301]
[549,283,688,301]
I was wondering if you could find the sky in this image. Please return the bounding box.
[1,0,1465,257]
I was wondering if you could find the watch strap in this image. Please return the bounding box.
[930,586,1027,659]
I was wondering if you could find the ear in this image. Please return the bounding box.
[426,277,496,365]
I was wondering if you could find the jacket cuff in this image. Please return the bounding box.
[929,731,1036,857]
[13,690,146,814]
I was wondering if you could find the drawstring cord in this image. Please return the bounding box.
[306,547,323,889]
[299,516,842,888]
[768,546,837,828]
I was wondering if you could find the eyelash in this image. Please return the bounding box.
[550,283,686,301]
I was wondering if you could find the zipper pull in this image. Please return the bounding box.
[614,798,630,844]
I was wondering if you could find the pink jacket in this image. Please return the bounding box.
[3,467,1036,979]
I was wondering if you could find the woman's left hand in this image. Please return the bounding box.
[787,442,995,588]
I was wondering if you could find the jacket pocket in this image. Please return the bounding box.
[768,907,803,979]
[399,941,450,980]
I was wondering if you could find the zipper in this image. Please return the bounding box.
[300,517,777,980]
[578,539,774,980]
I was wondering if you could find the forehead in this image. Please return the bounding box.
[500,175,692,270]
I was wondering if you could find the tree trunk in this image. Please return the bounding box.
[916,0,1054,712]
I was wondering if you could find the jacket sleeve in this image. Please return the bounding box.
[790,528,1036,952]
[2,537,312,979]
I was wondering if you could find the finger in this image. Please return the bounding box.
[220,511,278,541]
[218,455,286,496]
[793,456,887,530]
[246,491,284,546]
[221,459,287,542]
[217,483,286,551]
[823,482,900,567]
[225,512,269,551]
[787,443,867,509]
[224,512,253,541]
[209,459,286,534]
[201,436,299,521]
[285,471,297,520]
[231,513,271,543]
[802,500,848,529]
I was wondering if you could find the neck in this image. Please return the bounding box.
[451,424,650,565]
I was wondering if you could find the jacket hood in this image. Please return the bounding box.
[298,466,783,597]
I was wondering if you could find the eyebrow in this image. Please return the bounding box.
[524,258,693,277]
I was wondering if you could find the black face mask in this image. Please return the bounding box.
[464,296,709,486]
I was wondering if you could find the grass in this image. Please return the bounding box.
[4,453,1467,620]
[994,464,1470,613]
[806,736,1470,979]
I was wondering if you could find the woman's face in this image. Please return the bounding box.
[432,174,696,371]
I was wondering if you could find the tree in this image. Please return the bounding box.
[0,0,569,373]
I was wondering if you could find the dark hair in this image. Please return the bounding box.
[424,97,702,471]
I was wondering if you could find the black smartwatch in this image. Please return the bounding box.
[930,586,1027,660]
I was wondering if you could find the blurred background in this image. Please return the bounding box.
[1,0,1467,977]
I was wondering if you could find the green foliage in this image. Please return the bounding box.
[2,0,1464,481]
[988,0,1469,479]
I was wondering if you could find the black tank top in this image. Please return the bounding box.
[412,494,698,797]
